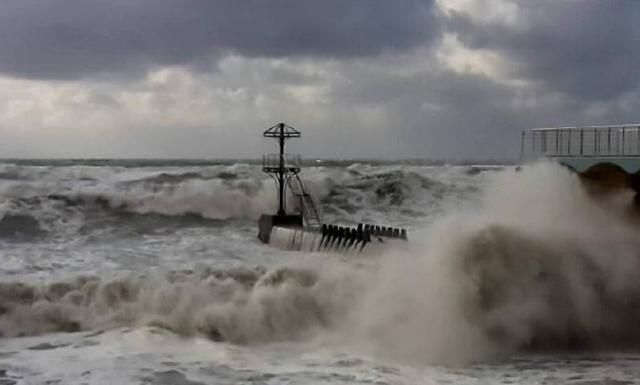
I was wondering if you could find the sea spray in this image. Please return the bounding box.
[5,162,640,365]
[344,162,640,364]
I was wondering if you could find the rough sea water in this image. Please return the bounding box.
[1,159,640,384]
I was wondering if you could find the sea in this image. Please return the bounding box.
[1,159,640,384]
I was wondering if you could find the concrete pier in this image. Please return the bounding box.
[522,124,640,194]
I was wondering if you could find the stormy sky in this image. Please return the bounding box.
[0,0,638,160]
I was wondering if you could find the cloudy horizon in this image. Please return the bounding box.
[0,0,638,160]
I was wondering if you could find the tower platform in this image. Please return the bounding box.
[257,122,408,253]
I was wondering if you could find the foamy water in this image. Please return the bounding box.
[1,160,639,384]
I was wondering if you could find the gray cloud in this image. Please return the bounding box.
[0,1,639,160]
[449,0,640,101]
[0,0,438,80]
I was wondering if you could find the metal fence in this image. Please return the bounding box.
[521,124,640,160]
[262,153,302,170]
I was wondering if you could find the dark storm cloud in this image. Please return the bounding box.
[449,0,640,101]
[329,66,532,160]
[0,0,438,80]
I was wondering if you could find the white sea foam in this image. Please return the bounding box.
[3,162,640,369]
[342,162,640,364]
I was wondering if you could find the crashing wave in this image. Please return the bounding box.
[0,164,482,239]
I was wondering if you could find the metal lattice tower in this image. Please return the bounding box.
[262,123,301,215]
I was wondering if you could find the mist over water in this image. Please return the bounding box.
[2,160,640,383]
[348,163,640,364]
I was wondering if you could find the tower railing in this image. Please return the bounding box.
[287,174,322,229]
[521,124,640,160]
[262,154,301,172]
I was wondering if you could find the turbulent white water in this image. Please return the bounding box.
[2,160,640,384]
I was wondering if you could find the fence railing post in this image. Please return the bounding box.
[523,125,640,159]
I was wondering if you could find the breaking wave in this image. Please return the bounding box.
[0,265,361,344]
[4,163,640,365]
[0,163,483,238]
[344,162,640,363]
